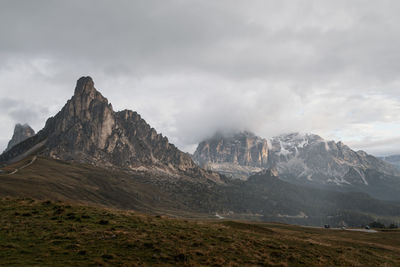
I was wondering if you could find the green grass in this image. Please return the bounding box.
[1,198,400,266]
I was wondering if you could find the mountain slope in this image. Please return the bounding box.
[194,132,400,201]
[1,156,399,227]
[0,156,204,215]
[269,133,398,184]
[4,123,35,153]
[270,133,400,201]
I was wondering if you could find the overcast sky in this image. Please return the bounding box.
[1,0,400,156]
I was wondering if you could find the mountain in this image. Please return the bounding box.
[1,76,399,227]
[0,77,217,181]
[194,132,400,201]
[269,133,398,183]
[270,133,400,201]
[380,155,400,169]
[193,131,269,179]
[1,156,399,227]
[4,123,35,153]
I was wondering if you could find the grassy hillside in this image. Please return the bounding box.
[1,198,400,266]
[0,156,201,216]
[1,156,400,227]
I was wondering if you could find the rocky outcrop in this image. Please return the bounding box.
[4,124,35,152]
[193,131,269,179]
[0,77,215,180]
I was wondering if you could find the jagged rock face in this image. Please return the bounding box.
[193,131,400,189]
[192,131,269,179]
[0,77,204,177]
[269,133,399,186]
[5,124,35,152]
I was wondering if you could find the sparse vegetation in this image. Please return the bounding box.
[1,156,400,228]
[368,221,399,229]
[369,221,387,229]
[1,198,400,266]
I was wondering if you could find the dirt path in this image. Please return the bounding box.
[302,225,378,233]
[346,228,378,233]
[7,156,37,175]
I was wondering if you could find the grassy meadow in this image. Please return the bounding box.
[0,198,399,266]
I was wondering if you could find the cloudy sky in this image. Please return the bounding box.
[1,0,400,156]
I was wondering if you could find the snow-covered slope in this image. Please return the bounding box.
[269,133,398,187]
[193,132,400,201]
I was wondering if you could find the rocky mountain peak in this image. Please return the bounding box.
[265,132,400,185]
[0,76,216,181]
[194,130,400,190]
[194,131,269,167]
[4,123,35,153]
[192,131,269,179]
[74,76,96,96]
[67,76,112,121]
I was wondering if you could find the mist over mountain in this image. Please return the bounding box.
[1,76,399,228]
[2,1,400,157]
[194,131,400,201]
[4,123,35,153]
[380,155,400,169]
[2,2,400,265]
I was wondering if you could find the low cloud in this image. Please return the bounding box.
[0,98,49,144]
[0,0,400,155]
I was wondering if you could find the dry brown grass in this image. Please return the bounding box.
[0,198,399,266]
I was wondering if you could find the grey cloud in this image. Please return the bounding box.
[1,0,399,84]
[348,137,400,156]
[0,0,400,155]
[0,97,48,131]
[0,139,7,153]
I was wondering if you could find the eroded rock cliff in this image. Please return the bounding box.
[4,124,35,153]
[193,131,269,179]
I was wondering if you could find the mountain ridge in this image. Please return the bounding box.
[193,131,400,201]
[0,76,220,182]
[1,76,399,226]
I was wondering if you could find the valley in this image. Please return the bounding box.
[0,76,399,266]
[2,1,400,265]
